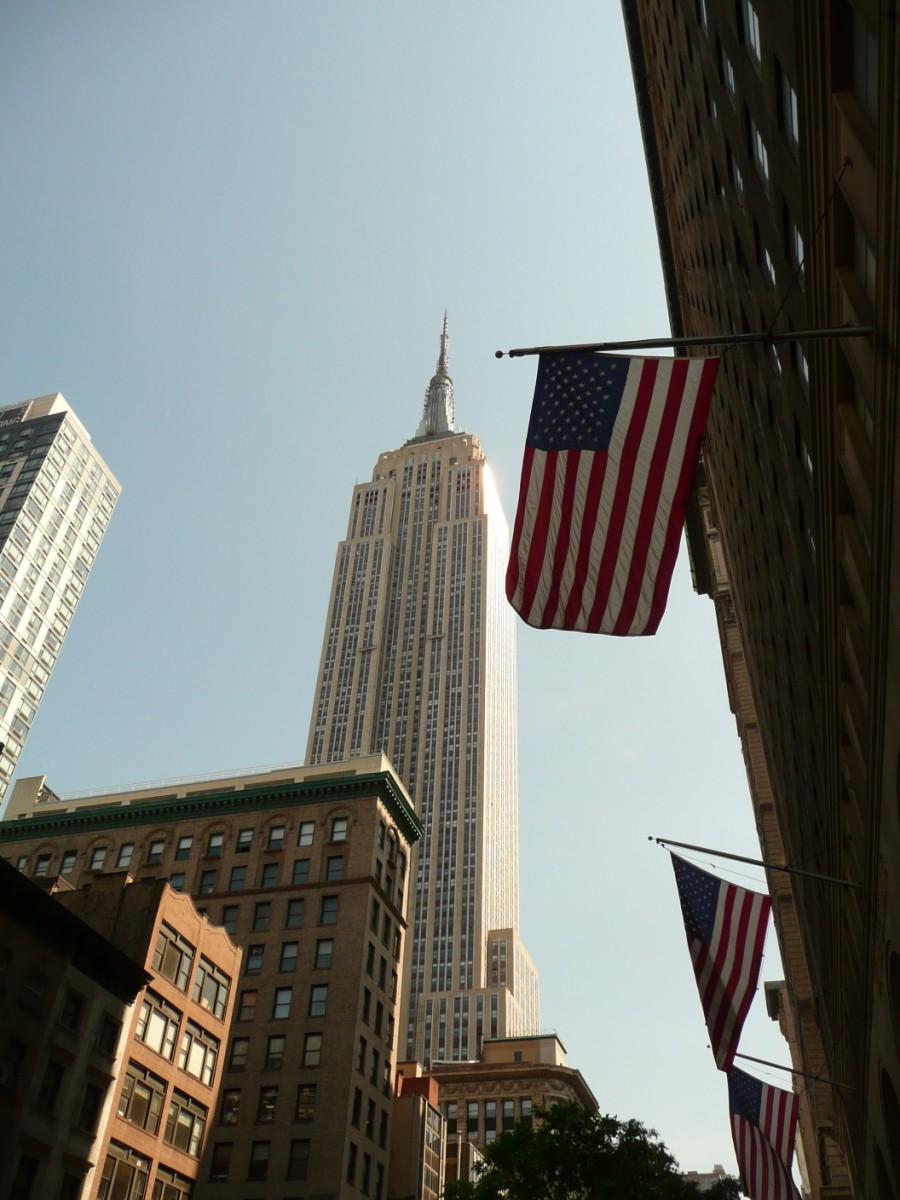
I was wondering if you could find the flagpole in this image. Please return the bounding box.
[734,1051,855,1091]
[651,836,862,891]
[494,325,873,359]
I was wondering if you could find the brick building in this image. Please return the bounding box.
[1,753,422,1199]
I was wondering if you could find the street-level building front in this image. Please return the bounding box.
[1,754,422,1200]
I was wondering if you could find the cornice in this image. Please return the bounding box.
[0,771,423,846]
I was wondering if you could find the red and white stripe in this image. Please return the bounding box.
[731,1090,801,1200]
[506,355,718,636]
[689,881,771,1071]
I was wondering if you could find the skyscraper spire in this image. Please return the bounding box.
[415,312,455,437]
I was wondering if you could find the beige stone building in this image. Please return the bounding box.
[1,753,421,1199]
[306,320,538,1065]
[426,1033,597,1153]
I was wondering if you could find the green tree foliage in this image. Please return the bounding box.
[442,1102,743,1200]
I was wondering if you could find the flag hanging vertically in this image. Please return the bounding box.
[505,351,718,635]
[671,854,771,1071]
[728,1066,801,1200]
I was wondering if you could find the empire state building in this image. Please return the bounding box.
[307,318,539,1062]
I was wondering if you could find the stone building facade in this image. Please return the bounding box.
[1,754,421,1199]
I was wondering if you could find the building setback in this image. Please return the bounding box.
[0,394,119,805]
[306,320,539,1065]
[1,754,422,1199]
[623,0,900,1193]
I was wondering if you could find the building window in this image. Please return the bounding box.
[174,836,192,861]
[751,120,769,181]
[145,840,165,865]
[853,10,878,126]
[117,843,135,869]
[362,1152,372,1196]
[246,945,264,974]
[208,1143,231,1183]
[152,1166,193,1200]
[285,898,305,929]
[221,905,238,934]
[295,1083,317,1121]
[228,866,246,892]
[365,1098,376,1138]
[309,984,328,1017]
[330,815,349,842]
[197,868,216,896]
[853,222,876,305]
[228,1037,249,1070]
[379,1109,388,1148]
[742,0,761,67]
[720,45,736,98]
[256,1086,278,1123]
[219,1088,241,1125]
[136,994,180,1061]
[326,855,344,881]
[304,1033,323,1067]
[352,1086,363,1127]
[98,1147,151,1200]
[179,1021,219,1085]
[697,0,707,31]
[267,825,285,850]
[246,1141,269,1181]
[287,1139,311,1181]
[33,853,52,877]
[320,895,338,925]
[292,859,310,885]
[279,941,299,971]
[236,829,253,853]
[273,987,293,1019]
[297,821,315,847]
[484,1100,497,1144]
[192,957,231,1020]
[357,1036,367,1074]
[238,990,257,1022]
[369,1048,380,1087]
[90,847,107,871]
[169,873,185,892]
[763,247,776,286]
[59,849,77,874]
[153,925,195,992]
[253,901,271,931]
[96,1012,121,1055]
[780,69,799,150]
[59,988,85,1032]
[315,939,334,969]
[260,863,279,889]
[265,1034,285,1069]
[206,832,224,858]
[467,1101,479,1136]
[36,1059,65,1113]
[347,1142,358,1186]
[521,1098,533,1128]
[164,1090,208,1157]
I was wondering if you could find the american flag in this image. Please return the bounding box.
[505,351,718,635]
[671,854,771,1071]
[728,1066,801,1200]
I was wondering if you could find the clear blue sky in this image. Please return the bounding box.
[1,1,794,1174]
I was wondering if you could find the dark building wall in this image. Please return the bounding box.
[623,0,900,1193]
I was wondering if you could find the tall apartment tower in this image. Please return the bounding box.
[0,394,119,805]
[307,320,539,1063]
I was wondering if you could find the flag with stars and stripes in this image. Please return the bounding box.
[671,854,771,1071]
[728,1066,801,1200]
[505,351,718,635]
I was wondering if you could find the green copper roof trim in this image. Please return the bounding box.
[0,771,423,845]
